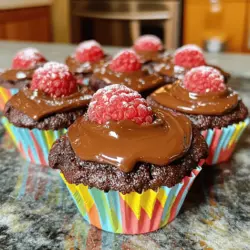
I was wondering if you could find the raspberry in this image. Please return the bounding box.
[12,47,46,70]
[174,44,206,69]
[109,50,141,72]
[183,66,226,93]
[75,40,104,63]
[133,35,163,52]
[88,84,153,125]
[31,62,77,97]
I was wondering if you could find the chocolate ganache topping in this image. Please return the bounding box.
[0,68,33,82]
[67,109,192,173]
[150,81,239,115]
[9,86,92,121]
[66,56,108,74]
[93,63,163,92]
[0,62,46,89]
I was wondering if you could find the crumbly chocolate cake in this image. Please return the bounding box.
[4,101,87,130]
[49,126,208,194]
[147,97,248,130]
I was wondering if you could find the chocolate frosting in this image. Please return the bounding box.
[0,68,33,81]
[65,56,108,74]
[68,109,192,173]
[150,82,239,115]
[135,49,171,63]
[9,87,92,121]
[93,64,163,92]
[0,62,46,89]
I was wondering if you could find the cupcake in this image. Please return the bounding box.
[65,40,108,86]
[49,84,208,234]
[0,47,47,111]
[89,50,164,97]
[2,62,93,166]
[133,35,175,85]
[173,44,231,82]
[147,66,249,165]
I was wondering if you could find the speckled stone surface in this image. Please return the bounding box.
[0,42,250,250]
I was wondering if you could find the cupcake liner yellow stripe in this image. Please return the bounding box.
[202,118,250,165]
[60,165,202,234]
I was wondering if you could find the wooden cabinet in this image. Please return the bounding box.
[183,0,247,52]
[0,6,51,42]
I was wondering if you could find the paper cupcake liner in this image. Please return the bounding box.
[61,165,202,234]
[1,117,66,166]
[0,87,19,111]
[202,118,250,165]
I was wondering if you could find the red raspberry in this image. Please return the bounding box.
[12,47,46,70]
[133,35,163,51]
[31,62,77,97]
[75,40,104,63]
[109,50,141,72]
[183,66,226,93]
[174,45,206,69]
[88,84,153,125]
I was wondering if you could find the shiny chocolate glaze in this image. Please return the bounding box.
[0,62,46,89]
[9,87,92,121]
[65,55,109,74]
[0,68,33,82]
[68,109,192,173]
[150,82,239,115]
[92,63,164,92]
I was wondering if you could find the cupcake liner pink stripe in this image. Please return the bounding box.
[202,118,250,165]
[61,164,203,234]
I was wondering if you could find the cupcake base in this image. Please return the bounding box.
[202,118,250,165]
[1,117,66,166]
[61,165,202,234]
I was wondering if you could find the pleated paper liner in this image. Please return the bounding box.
[61,165,203,234]
[0,87,19,111]
[201,117,250,165]
[1,117,66,166]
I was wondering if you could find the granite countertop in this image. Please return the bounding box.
[0,42,250,250]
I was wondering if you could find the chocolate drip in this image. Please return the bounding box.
[68,109,192,172]
[150,82,239,115]
[65,55,109,74]
[93,64,163,92]
[9,87,92,121]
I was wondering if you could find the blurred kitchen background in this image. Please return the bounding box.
[0,0,249,53]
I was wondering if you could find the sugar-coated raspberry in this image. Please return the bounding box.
[109,50,141,73]
[183,66,226,93]
[75,40,104,63]
[12,47,46,70]
[31,62,77,97]
[88,84,153,125]
[133,35,163,52]
[174,44,206,69]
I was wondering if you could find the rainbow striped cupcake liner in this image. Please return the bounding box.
[202,117,250,165]
[61,165,202,234]
[0,87,19,111]
[1,117,66,166]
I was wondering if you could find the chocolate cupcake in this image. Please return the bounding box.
[49,84,208,234]
[2,62,93,166]
[147,66,249,165]
[133,35,176,85]
[0,47,47,111]
[89,50,164,97]
[173,44,231,82]
[65,40,109,86]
